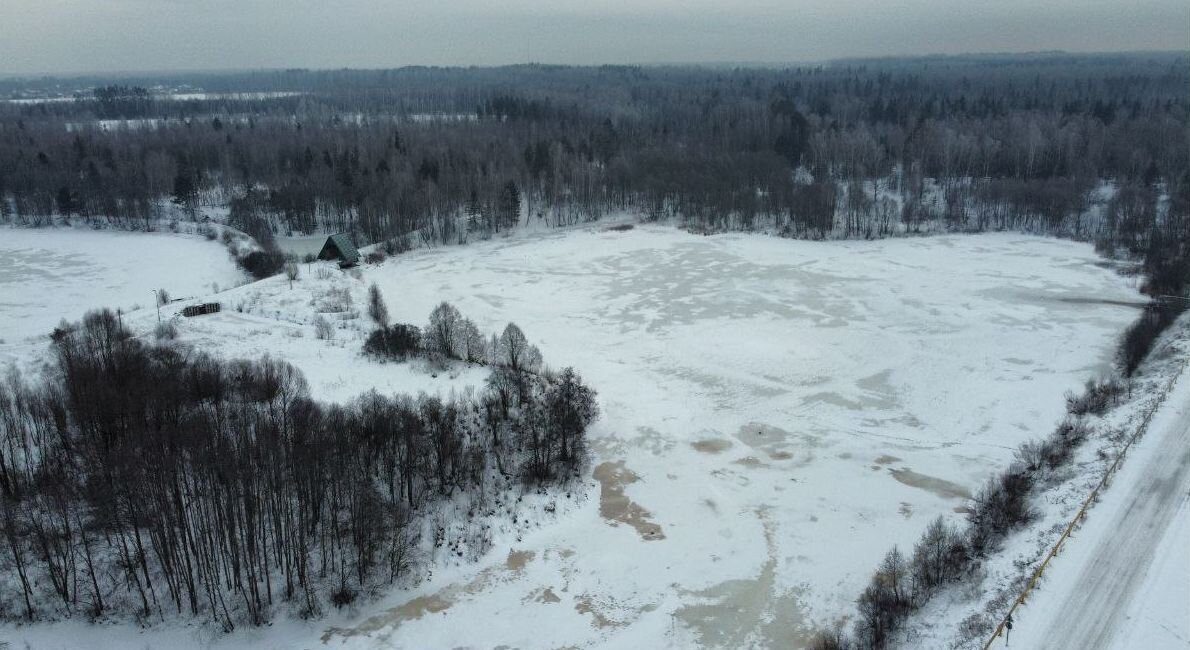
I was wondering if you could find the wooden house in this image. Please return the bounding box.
[317,233,360,267]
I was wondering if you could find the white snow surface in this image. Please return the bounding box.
[0,227,245,344]
[1111,489,1190,650]
[0,225,1150,649]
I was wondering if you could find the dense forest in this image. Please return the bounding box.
[1,54,1187,300]
[0,303,597,627]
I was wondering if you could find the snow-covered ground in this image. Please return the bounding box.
[1111,487,1190,650]
[0,225,1150,649]
[0,227,245,346]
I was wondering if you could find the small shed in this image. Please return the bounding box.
[317,233,360,266]
[183,302,222,317]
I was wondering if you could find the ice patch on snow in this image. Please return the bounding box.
[593,461,665,541]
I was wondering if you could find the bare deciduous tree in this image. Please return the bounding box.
[367,283,389,328]
[284,262,299,288]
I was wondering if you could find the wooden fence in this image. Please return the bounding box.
[182,302,221,318]
[982,357,1188,648]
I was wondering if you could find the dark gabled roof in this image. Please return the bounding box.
[319,233,360,264]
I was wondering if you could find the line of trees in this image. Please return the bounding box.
[365,295,541,368]
[1,55,1185,256]
[0,308,597,628]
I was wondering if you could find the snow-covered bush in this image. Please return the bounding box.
[154,321,178,340]
[363,324,421,360]
[1119,301,1187,376]
[238,249,286,279]
[1064,377,1123,415]
[313,314,334,340]
[317,287,352,313]
[284,262,300,287]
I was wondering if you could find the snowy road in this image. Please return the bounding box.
[1008,366,1190,650]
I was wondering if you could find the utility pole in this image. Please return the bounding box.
[152,289,162,324]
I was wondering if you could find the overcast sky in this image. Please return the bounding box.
[1,0,1186,76]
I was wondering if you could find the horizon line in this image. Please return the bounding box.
[1,48,1187,82]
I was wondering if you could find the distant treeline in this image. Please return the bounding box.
[0,308,596,628]
[0,55,1186,283]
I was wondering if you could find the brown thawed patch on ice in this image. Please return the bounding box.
[506,549,535,571]
[593,461,665,541]
[673,508,812,648]
[390,594,452,621]
[321,593,454,643]
[575,595,619,629]
[321,548,538,643]
[574,593,659,629]
[889,468,971,501]
[524,586,562,604]
[692,438,733,454]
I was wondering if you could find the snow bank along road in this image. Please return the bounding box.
[1007,365,1190,650]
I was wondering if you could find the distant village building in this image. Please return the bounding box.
[317,233,360,267]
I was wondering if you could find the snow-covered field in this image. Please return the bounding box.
[1,225,1150,649]
[0,228,245,346]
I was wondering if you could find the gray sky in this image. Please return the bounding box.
[1,0,1187,75]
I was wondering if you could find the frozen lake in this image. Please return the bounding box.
[2,225,1146,649]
